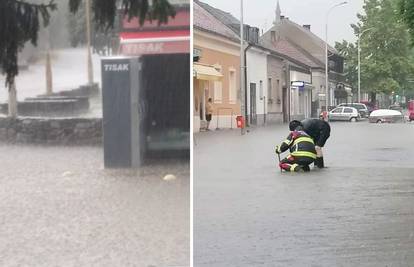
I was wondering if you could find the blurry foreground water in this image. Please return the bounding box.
[0,144,190,266]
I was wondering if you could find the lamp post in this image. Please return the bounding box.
[358,28,373,102]
[240,0,245,135]
[325,1,347,110]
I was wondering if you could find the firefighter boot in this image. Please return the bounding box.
[302,165,311,172]
[315,157,325,168]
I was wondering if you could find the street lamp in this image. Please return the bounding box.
[358,27,373,103]
[240,0,245,135]
[325,1,347,110]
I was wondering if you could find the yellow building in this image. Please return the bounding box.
[193,1,241,132]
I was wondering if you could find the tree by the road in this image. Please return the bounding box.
[1,0,175,117]
[335,40,358,91]
[67,3,119,55]
[336,0,414,102]
[399,0,414,43]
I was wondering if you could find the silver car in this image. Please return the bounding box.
[338,103,369,117]
[328,107,360,122]
[369,109,404,123]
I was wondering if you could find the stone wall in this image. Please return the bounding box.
[0,117,102,145]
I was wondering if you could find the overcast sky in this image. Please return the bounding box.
[198,0,365,45]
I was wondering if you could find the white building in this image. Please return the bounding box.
[246,46,270,126]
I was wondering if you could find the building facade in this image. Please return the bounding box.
[246,46,269,126]
[193,1,241,132]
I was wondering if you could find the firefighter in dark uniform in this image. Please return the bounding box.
[289,119,331,168]
[275,124,317,172]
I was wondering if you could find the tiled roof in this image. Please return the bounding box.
[284,19,337,54]
[271,38,319,68]
[195,1,239,27]
[193,1,240,41]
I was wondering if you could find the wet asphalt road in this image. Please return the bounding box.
[0,145,189,267]
[194,121,414,266]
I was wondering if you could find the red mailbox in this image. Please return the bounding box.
[236,116,245,128]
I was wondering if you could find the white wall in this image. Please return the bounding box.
[311,70,325,102]
[246,47,268,119]
[290,70,311,84]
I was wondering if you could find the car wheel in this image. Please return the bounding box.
[377,119,383,124]
[350,117,357,122]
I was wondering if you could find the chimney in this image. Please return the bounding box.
[303,25,311,30]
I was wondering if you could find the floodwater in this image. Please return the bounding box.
[194,121,414,266]
[0,145,189,267]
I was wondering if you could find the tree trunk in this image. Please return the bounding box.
[46,50,53,95]
[370,92,376,104]
[86,0,94,85]
[8,79,18,118]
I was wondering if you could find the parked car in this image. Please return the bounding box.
[337,103,369,117]
[368,109,404,123]
[328,107,360,122]
[408,100,414,121]
[360,101,378,114]
[388,105,403,113]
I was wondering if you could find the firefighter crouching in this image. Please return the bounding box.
[275,124,317,172]
[290,119,331,168]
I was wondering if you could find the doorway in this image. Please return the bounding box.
[282,86,288,123]
[250,83,257,125]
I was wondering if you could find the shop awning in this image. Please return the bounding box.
[193,64,223,81]
[119,30,190,55]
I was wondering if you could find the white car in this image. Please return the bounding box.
[328,107,360,122]
[368,109,404,123]
[337,103,369,117]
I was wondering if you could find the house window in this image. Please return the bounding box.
[268,78,272,100]
[229,69,237,104]
[271,31,276,42]
[259,80,263,99]
[276,79,280,100]
[214,81,222,103]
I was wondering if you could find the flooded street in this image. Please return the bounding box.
[0,145,189,267]
[194,122,414,266]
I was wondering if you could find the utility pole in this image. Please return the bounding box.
[240,0,245,135]
[325,1,347,110]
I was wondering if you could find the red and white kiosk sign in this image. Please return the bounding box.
[119,7,190,55]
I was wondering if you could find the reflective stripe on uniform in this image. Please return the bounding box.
[283,139,292,146]
[293,136,314,146]
[291,151,317,159]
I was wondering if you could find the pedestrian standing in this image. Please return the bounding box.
[206,98,213,131]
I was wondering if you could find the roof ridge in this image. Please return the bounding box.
[285,38,325,67]
[284,19,337,53]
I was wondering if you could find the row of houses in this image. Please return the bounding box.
[193,0,351,132]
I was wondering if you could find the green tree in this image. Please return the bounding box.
[1,0,175,117]
[335,40,358,92]
[336,0,413,103]
[67,3,119,55]
[399,0,414,43]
